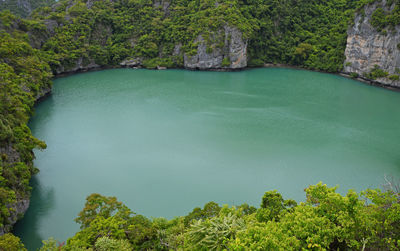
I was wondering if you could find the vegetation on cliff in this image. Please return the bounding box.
[0,11,50,233]
[0,0,55,18]
[1,0,376,73]
[369,0,400,32]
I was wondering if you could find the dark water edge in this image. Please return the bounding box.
[52,64,400,92]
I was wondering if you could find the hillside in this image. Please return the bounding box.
[0,0,55,18]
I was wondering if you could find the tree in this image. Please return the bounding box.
[0,233,27,251]
[75,193,132,229]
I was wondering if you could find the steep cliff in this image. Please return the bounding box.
[344,0,400,87]
[0,12,51,235]
[184,26,247,70]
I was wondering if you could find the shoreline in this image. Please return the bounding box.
[51,63,400,92]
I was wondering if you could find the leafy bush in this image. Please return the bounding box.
[364,65,389,79]
[185,212,246,250]
[222,57,230,67]
[371,8,387,31]
[94,237,132,251]
[350,72,359,78]
[0,233,27,251]
[248,58,264,67]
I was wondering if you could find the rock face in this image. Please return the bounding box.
[344,0,400,87]
[0,143,31,235]
[55,58,100,74]
[120,58,142,67]
[184,26,247,70]
[0,200,30,235]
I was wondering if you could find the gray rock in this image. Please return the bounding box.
[120,58,142,67]
[173,44,182,56]
[43,19,58,36]
[153,0,170,12]
[184,26,247,70]
[0,199,30,235]
[56,57,100,74]
[0,142,31,235]
[0,143,21,164]
[344,0,400,87]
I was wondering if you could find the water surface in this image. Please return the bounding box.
[14,68,400,250]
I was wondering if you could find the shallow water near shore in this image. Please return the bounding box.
[14,68,400,250]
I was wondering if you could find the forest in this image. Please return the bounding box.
[0,0,399,249]
[25,183,400,250]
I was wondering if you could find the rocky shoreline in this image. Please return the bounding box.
[54,62,400,92]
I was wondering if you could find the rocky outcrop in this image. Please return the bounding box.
[344,0,400,87]
[0,200,30,235]
[55,58,100,74]
[153,0,170,13]
[120,58,142,67]
[0,143,29,235]
[184,26,247,70]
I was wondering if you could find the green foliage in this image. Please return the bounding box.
[368,0,400,31]
[94,237,132,251]
[184,201,221,226]
[38,183,400,250]
[185,211,246,250]
[364,64,389,79]
[0,14,50,228]
[0,0,386,75]
[222,57,230,67]
[75,193,132,230]
[39,237,64,251]
[248,58,264,67]
[0,233,27,251]
[243,0,360,72]
[257,190,297,222]
[2,0,400,248]
[371,7,387,31]
[142,58,175,69]
[350,72,359,78]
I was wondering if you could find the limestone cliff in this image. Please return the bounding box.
[344,0,400,87]
[0,142,30,235]
[0,199,29,235]
[184,26,247,70]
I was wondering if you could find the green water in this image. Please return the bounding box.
[14,68,400,250]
